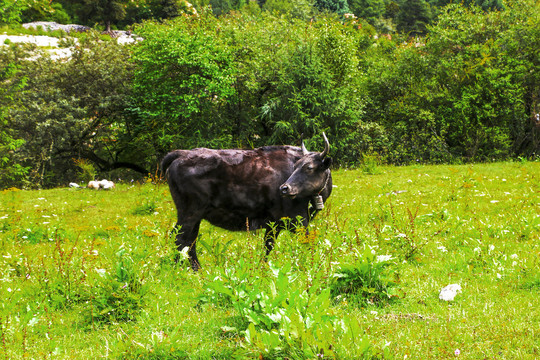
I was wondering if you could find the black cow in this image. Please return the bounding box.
[161,133,333,270]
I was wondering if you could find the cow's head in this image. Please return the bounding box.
[280,133,332,199]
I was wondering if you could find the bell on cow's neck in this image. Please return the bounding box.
[313,195,324,210]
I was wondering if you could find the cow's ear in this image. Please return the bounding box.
[322,157,332,169]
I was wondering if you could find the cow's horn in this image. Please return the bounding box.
[300,133,309,155]
[301,141,309,155]
[321,132,330,158]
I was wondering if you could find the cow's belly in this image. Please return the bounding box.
[204,207,273,231]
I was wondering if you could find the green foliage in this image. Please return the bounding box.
[361,0,540,163]
[263,0,314,19]
[199,261,377,358]
[361,153,382,175]
[330,250,398,306]
[131,199,158,215]
[210,0,247,16]
[131,12,238,151]
[313,0,349,15]
[89,248,149,324]
[1,32,141,188]
[77,0,129,31]
[21,1,72,24]
[0,0,30,24]
[396,0,433,35]
[0,53,29,188]
[73,158,97,183]
[372,198,434,262]
[348,0,386,23]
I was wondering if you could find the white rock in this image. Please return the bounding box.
[69,182,80,188]
[22,22,90,33]
[439,284,462,301]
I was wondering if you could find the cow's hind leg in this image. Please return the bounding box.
[174,219,202,271]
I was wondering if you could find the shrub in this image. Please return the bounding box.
[330,250,398,306]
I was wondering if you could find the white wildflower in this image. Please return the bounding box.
[376,255,393,262]
[151,331,165,343]
[28,317,39,327]
[179,246,190,260]
[95,268,107,277]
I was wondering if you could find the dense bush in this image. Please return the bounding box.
[130,11,383,164]
[362,1,540,162]
[0,34,142,188]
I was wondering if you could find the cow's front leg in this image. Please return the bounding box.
[174,219,201,271]
[263,223,282,259]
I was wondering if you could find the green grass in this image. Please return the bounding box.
[0,162,539,359]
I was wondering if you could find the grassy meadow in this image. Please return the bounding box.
[0,161,539,359]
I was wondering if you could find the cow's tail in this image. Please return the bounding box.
[160,151,182,179]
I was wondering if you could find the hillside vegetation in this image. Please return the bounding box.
[1,0,539,189]
[1,162,538,358]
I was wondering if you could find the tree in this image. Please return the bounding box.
[360,0,540,163]
[130,12,238,154]
[396,0,432,35]
[263,0,314,19]
[0,49,29,188]
[209,0,247,16]
[3,33,144,188]
[148,0,197,20]
[1,0,30,24]
[21,1,72,24]
[348,0,385,23]
[80,0,128,31]
[313,0,349,15]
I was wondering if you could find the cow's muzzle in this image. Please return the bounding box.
[279,184,297,198]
